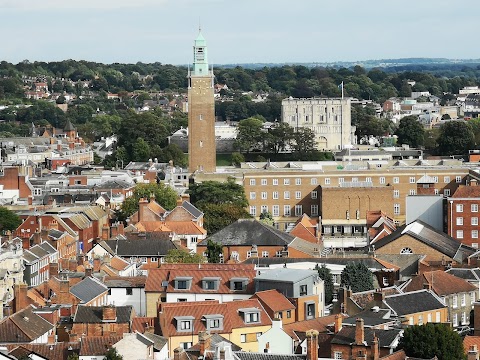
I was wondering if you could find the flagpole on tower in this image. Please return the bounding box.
[341,81,344,99]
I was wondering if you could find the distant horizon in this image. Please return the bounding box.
[1,0,479,65]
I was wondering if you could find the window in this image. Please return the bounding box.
[338,178,344,184]
[418,314,423,325]
[473,204,479,212]
[453,313,458,327]
[126,288,133,295]
[287,310,291,318]
[461,293,466,306]
[284,205,291,216]
[261,206,268,215]
[295,205,303,216]
[249,192,256,200]
[177,281,187,289]
[231,280,246,291]
[261,192,267,200]
[473,230,479,239]
[256,332,262,339]
[244,312,260,323]
[305,302,315,319]
[180,321,191,330]
[272,205,280,216]
[462,311,467,325]
[400,247,413,254]
[311,205,319,216]
[457,217,464,225]
[325,178,331,185]
[394,203,400,215]
[434,189,439,195]
[249,206,256,216]
[209,319,221,329]
[393,177,399,184]
[436,311,441,322]
[273,179,278,186]
[472,292,476,304]
[231,251,239,261]
[444,189,450,196]
[456,176,462,183]
[409,189,416,195]
[295,191,302,200]
[311,191,317,199]
[295,178,301,185]
[453,295,458,308]
[262,251,269,258]
[250,179,256,186]
[261,178,267,186]
[334,352,343,360]
[181,342,193,349]
[151,257,158,262]
[203,280,218,290]
[457,230,464,239]
[300,285,308,296]
[175,277,192,290]
[444,176,451,183]
[380,177,385,184]
[393,190,399,198]
[284,179,290,185]
[433,176,438,183]
[311,178,318,185]
[409,177,416,184]
[284,191,290,199]
[456,204,463,212]
[273,191,279,199]
[473,217,479,226]
[427,313,432,323]
[240,334,246,343]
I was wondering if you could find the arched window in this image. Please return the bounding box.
[400,247,413,254]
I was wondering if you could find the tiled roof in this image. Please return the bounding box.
[452,185,480,198]
[200,219,295,246]
[235,353,305,360]
[145,263,256,293]
[6,342,80,360]
[70,276,108,303]
[350,287,402,309]
[289,223,317,243]
[79,336,123,356]
[181,201,203,218]
[105,238,177,256]
[186,333,241,354]
[109,256,131,271]
[136,221,206,235]
[141,332,168,351]
[132,317,157,333]
[380,350,407,360]
[73,305,133,323]
[383,289,446,316]
[446,268,480,281]
[255,268,318,283]
[282,314,342,339]
[405,270,477,296]
[159,299,271,337]
[463,335,480,354]
[331,327,401,347]
[253,290,295,312]
[0,306,54,342]
[103,276,147,288]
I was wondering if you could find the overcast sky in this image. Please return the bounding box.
[1,0,479,65]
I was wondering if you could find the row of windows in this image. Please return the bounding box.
[451,292,474,307]
[455,204,479,213]
[456,230,479,239]
[456,217,479,225]
[248,176,463,187]
[250,205,318,217]
[249,191,317,200]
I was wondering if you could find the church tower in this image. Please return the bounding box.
[188,30,216,173]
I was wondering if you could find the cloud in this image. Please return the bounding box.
[0,0,169,10]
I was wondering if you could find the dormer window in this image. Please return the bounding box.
[174,276,193,290]
[203,314,224,330]
[174,316,194,332]
[202,277,220,291]
[239,308,261,324]
[230,277,248,291]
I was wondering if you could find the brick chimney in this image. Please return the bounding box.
[49,262,59,278]
[47,330,56,344]
[468,345,479,360]
[334,314,343,333]
[199,331,212,355]
[68,259,77,271]
[372,333,379,360]
[32,231,42,245]
[101,225,109,240]
[356,350,367,360]
[93,258,101,272]
[27,195,33,206]
[102,306,117,321]
[174,347,184,360]
[220,349,225,360]
[138,198,148,221]
[13,284,29,313]
[84,266,93,278]
[355,318,365,345]
[373,290,384,303]
[471,179,478,187]
[306,329,319,360]
[77,254,85,266]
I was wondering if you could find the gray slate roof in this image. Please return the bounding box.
[73,305,133,323]
[105,239,177,256]
[331,327,401,346]
[234,353,306,360]
[383,290,445,316]
[181,201,203,218]
[446,268,480,281]
[201,219,295,246]
[141,333,168,351]
[255,268,317,283]
[70,276,108,303]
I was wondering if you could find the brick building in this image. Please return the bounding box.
[448,182,480,247]
[71,305,135,338]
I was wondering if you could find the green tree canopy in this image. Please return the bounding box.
[292,127,316,155]
[340,262,374,293]
[103,347,123,360]
[235,117,264,153]
[200,203,251,235]
[0,207,21,233]
[188,179,248,208]
[205,239,223,263]
[316,264,334,304]
[395,115,425,147]
[398,323,466,360]
[165,249,205,264]
[259,211,274,226]
[437,121,475,155]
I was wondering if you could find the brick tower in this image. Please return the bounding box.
[188,30,216,173]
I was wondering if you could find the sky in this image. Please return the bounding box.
[0,0,479,65]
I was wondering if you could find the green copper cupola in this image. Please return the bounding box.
[192,30,209,76]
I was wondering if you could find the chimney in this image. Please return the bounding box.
[111,223,119,238]
[373,290,384,303]
[306,329,319,360]
[355,318,365,345]
[220,349,225,360]
[264,342,270,353]
[372,334,380,360]
[68,259,77,271]
[468,345,479,360]
[102,306,117,321]
[138,198,148,221]
[84,267,93,278]
[27,195,33,206]
[356,350,367,360]
[68,142,75,150]
[93,258,101,272]
[47,331,55,344]
[334,314,343,333]
[77,254,85,266]
[13,284,29,313]
[199,331,211,355]
[101,225,109,240]
[174,347,184,360]
[68,333,78,343]
[471,179,478,187]
[49,262,59,278]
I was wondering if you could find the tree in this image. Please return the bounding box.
[117,183,178,220]
[398,323,466,360]
[235,117,264,153]
[316,264,334,304]
[160,143,187,168]
[395,115,425,147]
[67,354,79,360]
[265,122,294,153]
[292,127,316,155]
[165,249,205,264]
[437,121,475,155]
[132,137,151,161]
[188,178,248,208]
[205,239,223,263]
[340,262,374,293]
[259,211,274,226]
[103,347,123,360]
[201,203,251,235]
[231,152,245,167]
[0,207,21,233]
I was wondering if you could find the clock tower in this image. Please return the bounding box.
[188,30,216,173]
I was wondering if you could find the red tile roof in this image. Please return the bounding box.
[464,335,480,354]
[109,256,130,271]
[6,343,80,360]
[282,314,345,339]
[79,336,123,356]
[452,185,480,198]
[159,299,271,337]
[252,290,295,312]
[380,350,407,360]
[132,317,157,333]
[145,263,256,293]
[405,270,477,296]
